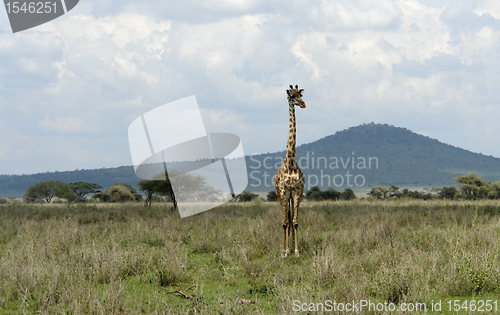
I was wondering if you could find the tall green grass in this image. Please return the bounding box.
[0,200,499,314]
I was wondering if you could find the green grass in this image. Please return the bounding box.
[0,199,500,314]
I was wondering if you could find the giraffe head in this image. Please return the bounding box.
[286,85,306,108]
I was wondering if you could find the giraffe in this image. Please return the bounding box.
[274,84,306,258]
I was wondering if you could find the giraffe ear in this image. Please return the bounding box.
[286,89,291,96]
[299,89,304,96]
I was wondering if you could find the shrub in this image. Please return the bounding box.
[305,186,340,201]
[267,191,278,201]
[91,184,137,203]
[341,188,357,200]
[237,191,258,202]
[107,184,135,202]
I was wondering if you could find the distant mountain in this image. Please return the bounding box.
[247,123,500,191]
[1,123,500,197]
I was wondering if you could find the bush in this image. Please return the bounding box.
[92,184,138,203]
[305,186,321,200]
[236,191,258,202]
[305,186,340,201]
[92,192,110,202]
[321,188,340,200]
[341,188,357,200]
[267,191,278,202]
[107,184,135,202]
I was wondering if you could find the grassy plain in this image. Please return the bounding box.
[1,199,500,314]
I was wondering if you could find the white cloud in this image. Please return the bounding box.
[2,0,500,175]
[201,108,246,133]
[107,95,146,110]
[46,13,174,108]
[460,26,499,63]
[391,0,453,61]
[177,14,269,70]
[291,34,329,81]
[39,115,96,133]
[305,0,402,31]
[199,0,258,12]
[474,0,500,19]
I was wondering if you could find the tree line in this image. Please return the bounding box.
[11,172,500,207]
[22,180,144,204]
[367,173,500,200]
[19,170,224,210]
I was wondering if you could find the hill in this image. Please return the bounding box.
[246,123,500,191]
[1,123,500,197]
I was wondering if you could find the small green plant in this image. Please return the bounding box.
[455,251,493,294]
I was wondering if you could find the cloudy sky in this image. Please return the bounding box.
[1,0,500,175]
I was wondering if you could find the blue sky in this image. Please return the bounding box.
[1,0,500,175]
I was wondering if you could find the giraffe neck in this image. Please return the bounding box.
[286,104,297,165]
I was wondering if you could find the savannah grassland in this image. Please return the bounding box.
[1,200,500,314]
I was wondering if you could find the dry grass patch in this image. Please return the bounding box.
[0,200,499,313]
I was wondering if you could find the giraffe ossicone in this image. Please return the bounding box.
[274,84,306,258]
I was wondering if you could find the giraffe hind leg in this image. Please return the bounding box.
[278,190,290,258]
[286,193,294,257]
[284,194,292,257]
[289,196,299,257]
[292,189,302,257]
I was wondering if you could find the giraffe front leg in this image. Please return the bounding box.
[277,194,290,258]
[282,223,289,258]
[292,192,303,257]
[291,222,298,257]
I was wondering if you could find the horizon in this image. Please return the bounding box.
[2,122,499,177]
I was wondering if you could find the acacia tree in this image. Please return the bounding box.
[389,185,401,198]
[168,172,204,202]
[25,180,66,203]
[368,185,390,199]
[453,173,488,200]
[154,171,178,210]
[68,181,102,198]
[138,171,181,209]
[138,179,161,208]
[55,184,79,204]
[138,170,219,209]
